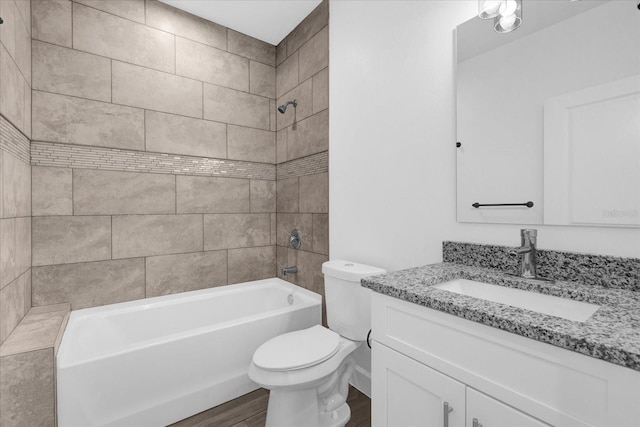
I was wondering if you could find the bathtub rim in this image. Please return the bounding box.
[57,278,322,368]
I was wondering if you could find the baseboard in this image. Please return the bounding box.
[349,364,371,398]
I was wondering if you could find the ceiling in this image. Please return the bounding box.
[159,0,323,46]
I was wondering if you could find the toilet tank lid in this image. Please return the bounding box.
[322,260,387,282]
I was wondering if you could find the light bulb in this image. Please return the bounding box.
[499,13,517,30]
[478,0,504,19]
[499,0,517,17]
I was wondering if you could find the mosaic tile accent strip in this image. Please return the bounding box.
[443,241,640,291]
[277,151,328,180]
[362,263,640,371]
[0,116,30,164]
[31,141,276,181]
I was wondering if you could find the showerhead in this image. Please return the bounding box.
[277,99,298,114]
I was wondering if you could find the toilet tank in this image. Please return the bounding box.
[322,260,386,341]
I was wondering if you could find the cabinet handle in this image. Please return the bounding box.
[473,418,483,427]
[443,401,454,427]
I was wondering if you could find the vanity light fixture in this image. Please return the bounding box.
[494,0,522,33]
[478,0,522,33]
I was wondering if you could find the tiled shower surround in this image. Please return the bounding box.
[273,0,330,319]
[1,0,32,346]
[27,0,329,310]
[1,0,330,424]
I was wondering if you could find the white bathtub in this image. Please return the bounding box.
[56,278,322,427]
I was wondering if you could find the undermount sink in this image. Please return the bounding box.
[434,279,599,322]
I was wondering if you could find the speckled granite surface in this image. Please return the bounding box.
[362,263,640,371]
[443,241,640,291]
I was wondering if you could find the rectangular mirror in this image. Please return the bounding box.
[456,0,640,227]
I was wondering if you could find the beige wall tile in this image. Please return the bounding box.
[0,349,55,426]
[145,0,226,51]
[112,214,203,259]
[276,213,312,251]
[227,126,275,164]
[0,46,26,136]
[176,176,250,214]
[32,166,73,216]
[312,67,329,114]
[276,130,287,164]
[22,269,31,315]
[204,213,271,251]
[0,151,3,218]
[0,274,25,343]
[146,251,227,297]
[276,78,313,131]
[276,40,287,67]
[32,216,112,266]
[22,79,31,139]
[228,246,275,284]
[0,219,16,289]
[145,111,227,158]
[270,99,277,132]
[1,0,31,84]
[75,0,145,23]
[249,61,276,99]
[32,0,72,47]
[287,110,329,161]
[112,61,203,119]
[294,250,328,296]
[276,245,292,282]
[14,217,30,277]
[14,0,31,33]
[298,27,329,83]
[312,214,329,255]
[228,30,276,67]
[2,151,30,218]
[176,37,249,92]
[271,213,277,245]
[73,3,175,73]
[299,172,328,213]
[73,169,176,215]
[32,40,111,102]
[276,52,298,99]
[32,91,145,150]
[286,0,328,55]
[204,84,270,130]
[32,258,145,308]
[250,180,276,213]
[277,178,299,213]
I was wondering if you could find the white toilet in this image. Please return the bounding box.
[248,260,386,427]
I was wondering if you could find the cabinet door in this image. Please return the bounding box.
[372,341,465,427]
[466,388,552,427]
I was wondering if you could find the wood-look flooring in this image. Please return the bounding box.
[171,386,371,427]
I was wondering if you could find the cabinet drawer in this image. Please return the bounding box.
[371,292,640,427]
[466,388,551,427]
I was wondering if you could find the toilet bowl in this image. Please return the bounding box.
[248,260,386,427]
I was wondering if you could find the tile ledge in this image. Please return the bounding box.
[0,303,70,358]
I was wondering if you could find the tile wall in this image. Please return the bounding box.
[29,0,282,309]
[274,1,330,321]
[0,0,32,346]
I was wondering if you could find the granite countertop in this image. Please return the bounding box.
[361,262,640,371]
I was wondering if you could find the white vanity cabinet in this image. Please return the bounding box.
[370,292,640,427]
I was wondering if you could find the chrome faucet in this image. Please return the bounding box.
[282,266,298,276]
[509,229,538,279]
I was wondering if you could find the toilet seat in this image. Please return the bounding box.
[253,325,340,371]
